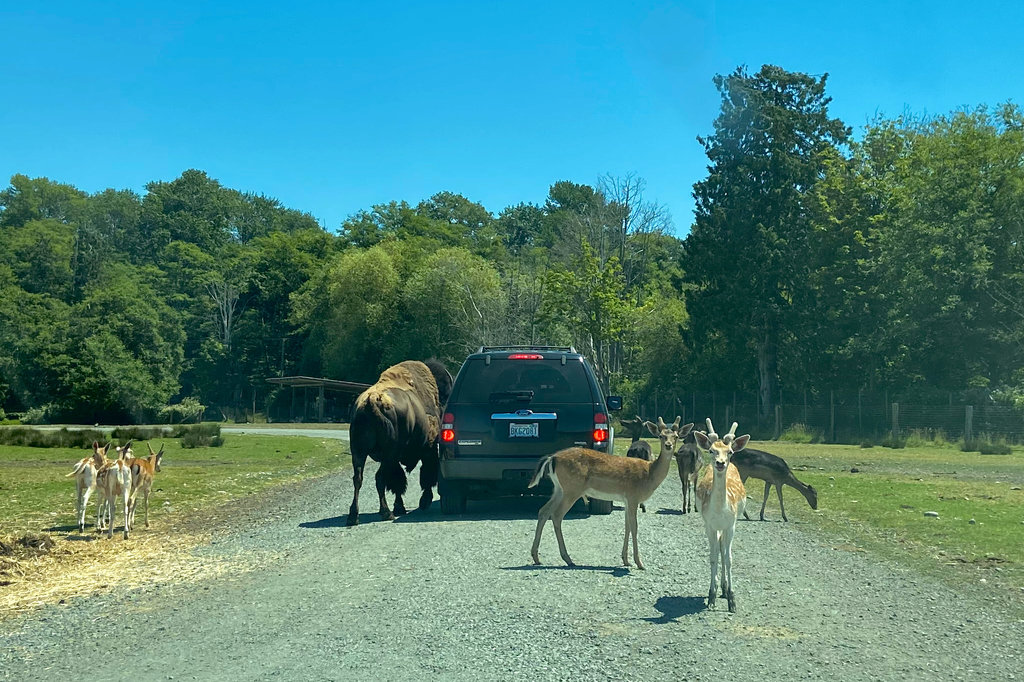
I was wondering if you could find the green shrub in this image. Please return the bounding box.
[176,423,224,448]
[0,427,108,449]
[21,405,56,425]
[979,441,1012,455]
[880,434,906,449]
[859,439,877,448]
[111,426,170,442]
[779,423,817,443]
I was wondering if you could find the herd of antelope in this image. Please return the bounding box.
[67,440,164,540]
[529,417,818,613]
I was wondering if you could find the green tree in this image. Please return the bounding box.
[686,65,850,416]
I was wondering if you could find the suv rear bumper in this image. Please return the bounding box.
[440,458,551,495]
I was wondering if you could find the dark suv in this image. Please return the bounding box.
[437,346,621,514]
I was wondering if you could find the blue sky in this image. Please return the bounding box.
[3,1,1022,234]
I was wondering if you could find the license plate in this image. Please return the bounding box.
[509,423,539,438]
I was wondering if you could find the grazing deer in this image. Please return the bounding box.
[730,447,818,522]
[126,443,164,531]
[95,441,133,539]
[66,441,110,532]
[676,431,703,514]
[695,420,749,613]
[529,417,693,569]
[620,416,653,512]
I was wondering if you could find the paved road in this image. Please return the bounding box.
[2,465,1022,681]
[222,426,350,440]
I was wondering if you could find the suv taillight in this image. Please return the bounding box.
[507,353,544,360]
[593,412,608,443]
[441,413,455,442]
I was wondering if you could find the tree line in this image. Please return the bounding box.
[1,64,1022,424]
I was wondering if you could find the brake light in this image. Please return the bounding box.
[594,413,607,424]
[441,413,455,442]
[508,353,544,360]
[593,428,608,443]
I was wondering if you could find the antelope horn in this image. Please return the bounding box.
[147,442,156,455]
[705,418,718,441]
[723,422,739,444]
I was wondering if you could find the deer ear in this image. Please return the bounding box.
[678,422,694,438]
[645,420,659,437]
[694,431,712,450]
[93,441,99,450]
[731,435,750,452]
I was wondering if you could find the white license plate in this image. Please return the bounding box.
[509,423,539,438]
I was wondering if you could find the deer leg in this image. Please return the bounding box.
[551,496,578,567]
[760,480,771,521]
[122,487,130,540]
[629,504,643,570]
[347,452,366,525]
[722,524,737,612]
[532,487,563,565]
[776,484,788,522]
[706,527,719,608]
[79,484,91,532]
[144,490,150,528]
[678,460,688,514]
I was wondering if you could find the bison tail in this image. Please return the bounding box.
[381,460,408,496]
[367,393,397,444]
[424,358,453,407]
[527,455,555,489]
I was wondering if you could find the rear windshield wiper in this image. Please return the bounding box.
[489,390,535,404]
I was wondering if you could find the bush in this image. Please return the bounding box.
[160,397,206,424]
[111,426,170,442]
[779,423,818,443]
[176,423,224,448]
[979,441,1012,455]
[859,439,877,448]
[0,427,108,449]
[880,434,906,449]
[21,405,56,425]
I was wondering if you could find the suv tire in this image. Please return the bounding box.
[588,498,613,515]
[440,489,467,515]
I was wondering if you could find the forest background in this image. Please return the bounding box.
[2,65,1024,432]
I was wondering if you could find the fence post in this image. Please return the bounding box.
[830,390,835,443]
[712,391,716,428]
[725,406,730,429]
[655,388,659,420]
[803,388,808,426]
[965,405,973,442]
[892,402,899,440]
[692,392,696,424]
[733,391,737,425]
[775,404,782,439]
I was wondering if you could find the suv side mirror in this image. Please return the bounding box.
[605,396,622,411]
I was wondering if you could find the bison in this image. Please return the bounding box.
[347,359,453,525]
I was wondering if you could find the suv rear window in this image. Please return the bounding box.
[454,358,594,404]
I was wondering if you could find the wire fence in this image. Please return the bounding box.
[633,389,1024,443]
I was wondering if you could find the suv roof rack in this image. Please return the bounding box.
[478,345,578,354]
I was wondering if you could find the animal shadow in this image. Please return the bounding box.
[501,564,631,578]
[655,509,684,516]
[643,595,706,624]
[299,514,368,529]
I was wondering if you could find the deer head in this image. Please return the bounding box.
[619,415,646,439]
[147,442,165,472]
[645,416,695,456]
[694,419,749,474]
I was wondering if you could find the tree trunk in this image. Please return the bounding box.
[757,322,778,420]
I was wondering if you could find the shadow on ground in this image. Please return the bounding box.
[643,595,706,623]
[501,564,631,577]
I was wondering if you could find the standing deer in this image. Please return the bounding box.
[529,417,693,569]
[730,447,818,522]
[66,441,110,532]
[676,430,703,514]
[695,420,749,612]
[619,416,653,512]
[126,443,164,531]
[95,441,133,539]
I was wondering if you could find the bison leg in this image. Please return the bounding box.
[347,451,367,526]
[418,446,439,511]
[375,466,395,521]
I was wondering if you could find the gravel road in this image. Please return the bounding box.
[2,462,1022,682]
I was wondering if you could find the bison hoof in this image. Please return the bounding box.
[418,494,433,511]
[380,511,395,521]
[393,503,407,516]
[346,514,359,526]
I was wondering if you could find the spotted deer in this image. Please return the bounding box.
[529,417,693,569]
[66,441,110,532]
[694,420,749,612]
[126,443,164,531]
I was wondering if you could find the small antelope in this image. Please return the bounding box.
[529,417,693,569]
[731,447,818,522]
[66,441,110,532]
[695,420,749,612]
[95,441,133,539]
[126,443,164,530]
[620,416,653,512]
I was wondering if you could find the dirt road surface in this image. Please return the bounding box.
[2,464,1022,681]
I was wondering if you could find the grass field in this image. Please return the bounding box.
[0,434,350,536]
[614,435,1024,605]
